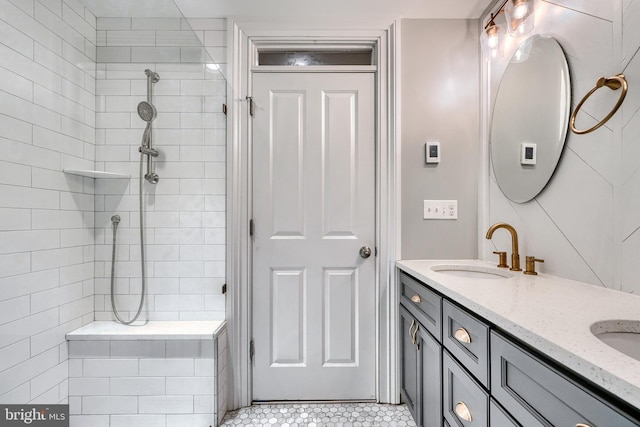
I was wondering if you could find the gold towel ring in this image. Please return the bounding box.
[570,74,628,135]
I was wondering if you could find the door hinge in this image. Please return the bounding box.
[249,219,254,237]
[375,247,378,257]
[246,96,255,116]
[250,339,255,361]
[222,103,227,115]
[221,283,227,294]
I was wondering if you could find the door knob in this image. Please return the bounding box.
[359,246,372,258]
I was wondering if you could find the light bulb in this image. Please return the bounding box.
[512,2,529,20]
[486,26,499,49]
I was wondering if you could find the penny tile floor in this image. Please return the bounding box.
[220,402,417,426]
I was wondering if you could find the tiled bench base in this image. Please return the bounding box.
[66,321,227,427]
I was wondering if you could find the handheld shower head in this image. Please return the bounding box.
[137,101,157,123]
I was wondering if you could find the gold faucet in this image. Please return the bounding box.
[486,222,521,271]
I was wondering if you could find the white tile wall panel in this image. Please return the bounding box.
[68,377,110,396]
[30,361,67,400]
[167,414,215,427]
[0,296,30,325]
[0,114,33,144]
[110,415,167,427]
[0,161,31,187]
[0,383,31,405]
[110,377,166,395]
[31,283,84,314]
[139,395,193,414]
[0,253,31,278]
[35,322,76,358]
[156,31,202,47]
[0,17,35,57]
[83,358,139,377]
[61,2,96,44]
[30,385,60,404]
[32,246,84,271]
[0,347,58,396]
[0,92,61,133]
[34,2,83,52]
[108,31,156,47]
[0,340,30,372]
[97,18,131,31]
[1,2,62,55]
[166,376,214,395]
[0,230,59,255]
[132,18,181,31]
[139,358,194,377]
[110,341,166,358]
[82,395,138,414]
[131,47,181,63]
[0,67,34,101]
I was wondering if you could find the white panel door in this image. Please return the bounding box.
[252,72,376,401]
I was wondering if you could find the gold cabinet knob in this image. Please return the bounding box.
[492,251,508,268]
[524,256,544,275]
[576,424,593,427]
[453,327,472,344]
[454,401,472,422]
[411,294,421,304]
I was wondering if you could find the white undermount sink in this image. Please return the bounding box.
[430,264,514,279]
[592,320,640,362]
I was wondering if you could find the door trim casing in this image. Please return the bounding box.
[226,18,400,408]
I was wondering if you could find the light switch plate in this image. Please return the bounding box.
[424,200,458,219]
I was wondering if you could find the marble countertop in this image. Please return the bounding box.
[397,259,640,411]
[66,320,225,341]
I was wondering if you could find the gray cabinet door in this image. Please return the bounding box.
[443,350,489,427]
[491,331,640,427]
[417,324,442,427]
[489,399,519,427]
[400,306,419,421]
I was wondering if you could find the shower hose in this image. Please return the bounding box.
[110,151,147,325]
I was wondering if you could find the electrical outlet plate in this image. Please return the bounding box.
[424,200,458,219]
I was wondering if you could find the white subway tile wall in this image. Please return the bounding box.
[93,17,227,322]
[67,327,227,426]
[0,0,97,405]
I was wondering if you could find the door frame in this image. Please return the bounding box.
[226,18,401,408]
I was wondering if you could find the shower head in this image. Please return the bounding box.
[145,69,160,83]
[137,101,157,123]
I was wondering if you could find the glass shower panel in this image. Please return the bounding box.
[88,0,227,322]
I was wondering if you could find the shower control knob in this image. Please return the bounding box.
[359,246,372,259]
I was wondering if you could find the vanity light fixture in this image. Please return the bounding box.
[482,0,535,61]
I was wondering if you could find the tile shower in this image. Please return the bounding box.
[0,0,229,425]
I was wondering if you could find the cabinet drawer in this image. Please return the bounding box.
[443,300,489,387]
[443,350,489,427]
[490,399,519,427]
[400,272,442,341]
[491,331,640,427]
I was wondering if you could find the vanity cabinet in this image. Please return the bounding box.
[491,331,639,427]
[398,269,640,427]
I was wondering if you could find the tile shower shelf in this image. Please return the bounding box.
[63,169,130,179]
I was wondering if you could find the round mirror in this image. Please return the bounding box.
[490,34,571,203]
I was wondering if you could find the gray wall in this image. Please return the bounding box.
[401,19,480,260]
